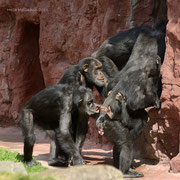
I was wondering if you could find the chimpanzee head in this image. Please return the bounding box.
[79,57,108,88]
[73,86,100,116]
[96,91,125,135]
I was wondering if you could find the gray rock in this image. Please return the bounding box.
[0,161,27,175]
[39,165,123,180]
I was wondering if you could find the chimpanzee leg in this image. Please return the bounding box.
[119,141,144,178]
[119,141,133,174]
[130,119,147,140]
[46,130,68,166]
[21,109,39,167]
[130,110,148,140]
[55,112,85,165]
[75,114,88,154]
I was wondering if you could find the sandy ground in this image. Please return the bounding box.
[0,127,180,180]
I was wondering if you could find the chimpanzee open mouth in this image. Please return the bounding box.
[98,128,104,136]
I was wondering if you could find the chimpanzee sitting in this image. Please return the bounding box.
[96,90,148,178]
[21,84,100,167]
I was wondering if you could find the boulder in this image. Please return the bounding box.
[0,161,27,174]
[39,165,123,180]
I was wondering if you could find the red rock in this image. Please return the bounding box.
[170,153,180,173]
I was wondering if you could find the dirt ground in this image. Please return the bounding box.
[0,126,180,180]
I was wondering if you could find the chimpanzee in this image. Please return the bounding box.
[95,32,162,177]
[21,84,100,167]
[106,33,161,108]
[107,62,161,111]
[45,57,107,166]
[96,89,148,178]
[92,0,167,75]
[31,57,107,166]
[59,57,108,91]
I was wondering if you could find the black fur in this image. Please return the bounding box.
[21,84,99,167]
[59,57,108,90]
[106,33,161,110]
[92,0,167,88]
[46,57,106,166]
[92,23,166,75]
[96,90,148,178]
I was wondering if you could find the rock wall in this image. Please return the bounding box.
[163,0,180,172]
[1,0,180,167]
[135,0,180,166]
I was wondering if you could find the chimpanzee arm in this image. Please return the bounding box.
[75,113,88,153]
[55,110,85,165]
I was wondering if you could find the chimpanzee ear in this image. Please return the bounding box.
[83,64,88,72]
[73,94,83,107]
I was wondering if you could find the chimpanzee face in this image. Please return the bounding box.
[76,87,100,116]
[82,58,108,87]
[91,59,108,87]
[81,91,100,116]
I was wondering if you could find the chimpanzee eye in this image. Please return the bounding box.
[88,100,93,106]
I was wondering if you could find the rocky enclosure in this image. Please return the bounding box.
[0,0,180,172]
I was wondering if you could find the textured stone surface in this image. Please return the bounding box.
[0,161,27,174]
[166,1,180,168]
[0,0,179,168]
[170,153,180,173]
[39,165,123,180]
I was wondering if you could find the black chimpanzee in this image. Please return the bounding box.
[95,63,160,178]
[106,33,161,107]
[95,32,162,178]
[36,57,107,166]
[92,0,167,76]
[21,84,100,167]
[96,90,148,178]
[59,57,108,91]
[44,57,107,166]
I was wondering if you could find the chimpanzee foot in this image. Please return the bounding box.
[26,160,40,167]
[123,168,144,178]
[72,156,86,166]
[48,158,68,167]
